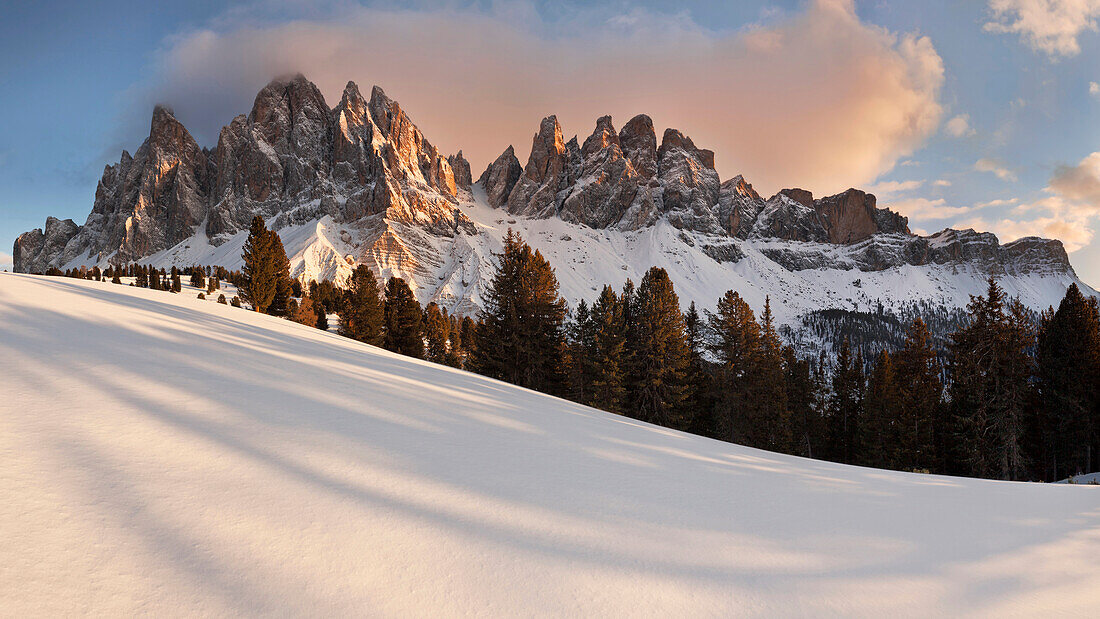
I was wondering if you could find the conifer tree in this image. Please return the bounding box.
[111,268,122,284]
[829,338,864,464]
[470,230,566,393]
[240,216,278,313]
[707,290,762,444]
[171,271,182,293]
[290,294,318,327]
[338,265,384,345]
[861,349,897,468]
[589,286,628,414]
[423,302,450,364]
[563,300,595,405]
[266,230,293,316]
[190,268,205,290]
[948,277,1034,480]
[625,268,690,429]
[893,318,942,471]
[756,297,792,452]
[383,277,425,359]
[683,301,716,438]
[1034,283,1100,480]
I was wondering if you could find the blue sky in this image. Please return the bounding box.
[2,0,1099,287]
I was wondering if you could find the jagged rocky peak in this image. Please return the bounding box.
[448,151,473,191]
[559,115,648,229]
[717,175,764,237]
[815,188,909,244]
[507,115,569,217]
[478,145,523,208]
[618,114,658,180]
[657,128,722,233]
[13,217,81,273]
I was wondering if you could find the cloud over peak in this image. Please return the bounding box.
[140,0,944,197]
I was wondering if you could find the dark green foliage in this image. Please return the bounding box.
[240,216,279,313]
[338,265,384,345]
[829,338,864,464]
[470,230,566,394]
[948,277,1034,480]
[423,302,450,364]
[893,319,942,471]
[1034,284,1100,480]
[383,277,424,359]
[627,268,690,429]
[589,286,628,414]
[190,267,205,289]
[316,308,329,331]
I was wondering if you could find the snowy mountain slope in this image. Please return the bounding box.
[2,272,1099,616]
[110,190,1095,325]
[14,74,1095,327]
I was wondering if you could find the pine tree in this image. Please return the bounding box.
[171,271,182,293]
[290,294,318,327]
[893,318,942,472]
[240,216,278,313]
[756,297,792,452]
[861,349,897,469]
[589,286,628,414]
[267,230,292,316]
[948,276,1034,480]
[383,277,424,359]
[111,268,122,284]
[1034,283,1100,480]
[190,268,205,290]
[626,268,690,429]
[470,230,566,393]
[423,302,450,364]
[707,290,762,444]
[683,302,716,438]
[338,265,384,345]
[563,300,595,404]
[829,338,864,464]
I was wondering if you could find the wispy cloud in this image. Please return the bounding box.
[974,197,1019,207]
[945,114,976,137]
[984,0,1100,58]
[1091,81,1100,99]
[888,197,974,220]
[975,158,1018,181]
[0,251,12,270]
[867,179,923,197]
[933,179,952,187]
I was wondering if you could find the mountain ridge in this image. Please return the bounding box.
[13,74,1093,322]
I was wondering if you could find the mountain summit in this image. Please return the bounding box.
[14,75,1090,320]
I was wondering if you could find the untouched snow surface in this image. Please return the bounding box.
[2,273,1099,616]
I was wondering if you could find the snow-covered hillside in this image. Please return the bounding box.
[109,194,1094,325]
[2,272,1098,615]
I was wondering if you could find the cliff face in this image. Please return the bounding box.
[14,75,1085,315]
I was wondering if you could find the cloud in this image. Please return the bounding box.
[959,152,1100,252]
[984,0,1100,57]
[945,114,976,137]
[975,158,1018,181]
[957,215,1094,251]
[138,0,944,197]
[1048,151,1100,214]
[1091,81,1100,98]
[0,251,11,270]
[974,197,1019,207]
[933,179,952,187]
[887,197,974,220]
[867,179,923,196]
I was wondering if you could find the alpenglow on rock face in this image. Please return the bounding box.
[14,74,1090,321]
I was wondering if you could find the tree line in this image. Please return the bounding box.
[42,222,1100,481]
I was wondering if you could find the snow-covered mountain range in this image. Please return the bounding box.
[14,74,1094,322]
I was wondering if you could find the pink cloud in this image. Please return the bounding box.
[143,0,944,198]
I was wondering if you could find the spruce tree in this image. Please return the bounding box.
[626,268,690,429]
[683,302,716,438]
[829,338,864,464]
[338,265,384,345]
[423,302,450,364]
[266,230,292,316]
[1034,284,1100,480]
[240,216,278,313]
[589,286,628,414]
[893,318,942,472]
[948,276,1034,480]
[383,277,425,359]
[290,294,318,327]
[563,300,595,405]
[706,290,762,444]
[861,349,897,469]
[470,230,566,393]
